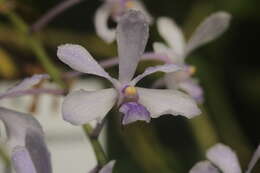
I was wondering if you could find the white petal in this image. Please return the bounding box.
[99,160,116,173]
[130,1,153,24]
[62,88,117,125]
[179,79,204,103]
[0,74,49,99]
[157,17,186,57]
[153,42,170,54]
[189,161,220,173]
[0,107,43,148]
[153,42,182,63]
[117,10,149,83]
[206,143,242,173]
[94,4,116,43]
[137,87,201,118]
[57,44,116,84]
[164,71,192,89]
[12,147,37,173]
[245,144,260,173]
[0,107,52,173]
[185,12,231,55]
[130,64,181,85]
[164,73,180,90]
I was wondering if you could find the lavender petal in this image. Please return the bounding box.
[12,146,37,173]
[157,17,185,57]
[0,107,44,148]
[57,44,117,86]
[137,87,201,119]
[99,160,116,173]
[130,64,182,86]
[25,131,52,173]
[186,12,231,55]
[206,143,242,173]
[245,144,260,173]
[189,161,219,173]
[179,79,204,103]
[0,74,49,100]
[117,10,149,83]
[0,107,52,173]
[62,88,117,125]
[120,102,150,125]
[94,4,116,43]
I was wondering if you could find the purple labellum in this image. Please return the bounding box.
[119,102,151,125]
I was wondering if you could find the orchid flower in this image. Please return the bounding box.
[57,10,201,126]
[154,12,231,103]
[189,143,260,173]
[0,74,52,173]
[89,160,116,173]
[94,0,152,43]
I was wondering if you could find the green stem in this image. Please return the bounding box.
[83,124,108,166]
[115,122,182,173]
[195,57,252,166]
[189,106,219,152]
[5,12,66,88]
[0,145,11,172]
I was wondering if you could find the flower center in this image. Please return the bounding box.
[119,86,151,125]
[125,1,135,8]
[124,85,137,97]
[120,85,139,105]
[187,66,196,75]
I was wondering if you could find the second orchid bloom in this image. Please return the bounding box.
[57,10,201,126]
[154,12,231,103]
[94,0,152,43]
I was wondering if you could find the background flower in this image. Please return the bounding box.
[0,75,52,173]
[94,0,152,43]
[190,143,260,173]
[154,12,231,103]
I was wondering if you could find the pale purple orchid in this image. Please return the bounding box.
[189,143,260,173]
[94,0,152,43]
[57,10,201,126]
[0,74,52,173]
[154,12,231,103]
[89,160,116,173]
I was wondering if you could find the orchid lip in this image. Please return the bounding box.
[119,102,151,125]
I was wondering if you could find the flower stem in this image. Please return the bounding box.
[5,12,67,89]
[30,0,84,33]
[0,88,65,100]
[0,146,11,172]
[83,123,108,166]
[189,106,219,152]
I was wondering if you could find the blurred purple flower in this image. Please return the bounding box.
[94,0,152,43]
[57,10,201,126]
[0,74,52,173]
[189,143,260,173]
[154,12,231,103]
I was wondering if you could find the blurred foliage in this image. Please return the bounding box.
[0,48,18,78]
[0,0,259,173]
